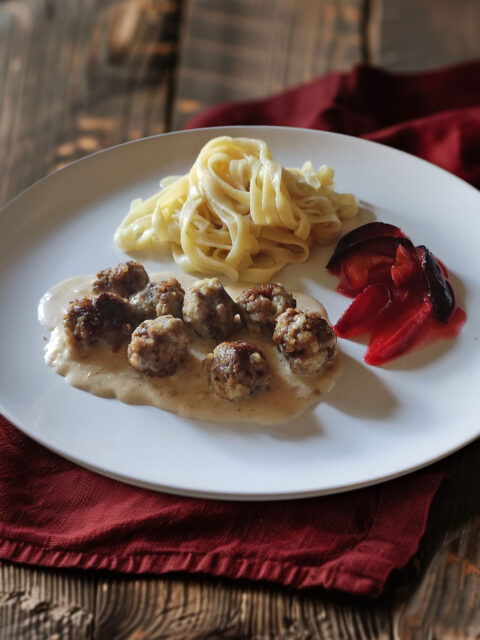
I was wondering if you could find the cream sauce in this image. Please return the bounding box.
[38,272,341,424]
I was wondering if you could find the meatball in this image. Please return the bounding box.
[204,341,271,401]
[127,315,189,377]
[64,293,138,348]
[236,283,296,333]
[129,279,184,320]
[182,278,236,340]
[273,308,337,375]
[93,261,149,298]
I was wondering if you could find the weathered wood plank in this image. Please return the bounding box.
[392,439,480,640]
[94,574,393,640]
[0,563,96,640]
[0,0,180,207]
[368,0,480,70]
[172,0,364,129]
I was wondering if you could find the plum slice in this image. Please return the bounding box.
[334,236,414,294]
[365,299,433,366]
[328,219,462,366]
[326,222,405,269]
[338,250,394,295]
[390,244,421,287]
[335,283,391,337]
[416,245,455,323]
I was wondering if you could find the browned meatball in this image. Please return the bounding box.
[204,341,271,401]
[127,316,189,377]
[129,279,184,320]
[273,308,337,375]
[182,278,236,340]
[93,261,149,298]
[236,283,296,333]
[64,293,138,349]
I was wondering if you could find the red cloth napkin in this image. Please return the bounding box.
[186,60,480,188]
[1,62,479,598]
[0,418,444,597]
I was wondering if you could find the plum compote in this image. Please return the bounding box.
[327,222,465,365]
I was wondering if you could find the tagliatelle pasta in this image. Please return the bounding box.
[114,136,358,282]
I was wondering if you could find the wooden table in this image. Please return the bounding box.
[0,1,479,637]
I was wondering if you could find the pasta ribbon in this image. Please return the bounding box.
[114,136,358,282]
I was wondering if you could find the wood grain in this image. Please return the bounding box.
[172,0,364,129]
[393,439,480,640]
[0,0,479,638]
[0,563,95,640]
[0,0,180,207]
[368,0,480,70]
[94,574,394,639]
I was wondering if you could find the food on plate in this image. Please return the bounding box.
[182,277,237,340]
[128,316,189,377]
[204,341,272,401]
[130,278,185,320]
[93,260,149,298]
[64,292,139,351]
[328,222,465,365]
[417,245,455,322]
[273,308,337,375]
[114,136,358,282]
[334,283,391,338]
[236,283,296,333]
[39,263,340,424]
[326,221,405,270]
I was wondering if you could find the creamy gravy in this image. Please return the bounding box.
[39,272,341,424]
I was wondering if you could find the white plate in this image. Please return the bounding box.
[0,126,479,500]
